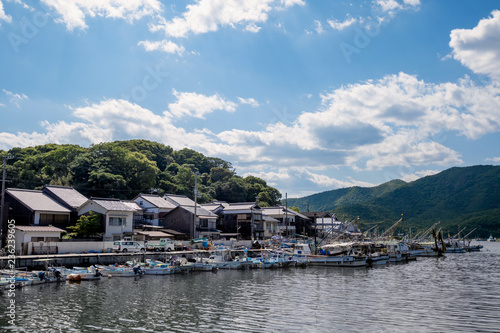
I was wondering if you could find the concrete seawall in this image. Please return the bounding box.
[0,251,203,270]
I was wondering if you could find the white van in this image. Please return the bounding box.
[113,241,146,253]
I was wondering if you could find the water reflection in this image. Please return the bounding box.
[1,242,499,332]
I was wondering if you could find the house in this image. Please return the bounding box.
[162,205,218,239]
[261,206,310,237]
[161,194,219,239]
[221,203,263,240]
[78,198,140,241]
[42,185,88,225]
[301,212,336,237]
[4,188,71,228]
[200,201,228,231]
[122,200,145,227]
[14,225,65,255]
[133,194,177,227]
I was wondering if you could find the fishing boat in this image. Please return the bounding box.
[66,266,103,281]
[142,259,180,275]
[202,247,243,269]
[294,242,368,267]
[96,265,144,277]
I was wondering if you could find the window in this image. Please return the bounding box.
[109,217,126,226]
[31,237,44,242]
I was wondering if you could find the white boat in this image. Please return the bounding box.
[293,242,368,267]
[202,247,243,269]
[96,265,144,277]
[487,235,495,242]
[66,266,103,281]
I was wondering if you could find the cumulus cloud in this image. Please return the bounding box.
[138,39,185,55]
[167,90,237,119]
[0,0,12,24]
[41,0,163,31]
[450,10,500,79]
[217,72,500,172]
[150,0,304,38]
[375,0,419,13]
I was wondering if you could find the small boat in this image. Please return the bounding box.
[96,265,144,277]
[66,266,103,281]
[202,247,243,269]
[487,235,495,242]
[142,260,180,275]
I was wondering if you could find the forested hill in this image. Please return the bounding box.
[0,140,281,206]
[287,165,500,238]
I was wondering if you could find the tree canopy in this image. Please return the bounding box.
[2,140,282,206]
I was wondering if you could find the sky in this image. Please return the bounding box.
[1,0,500,199]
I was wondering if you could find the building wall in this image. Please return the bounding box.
[163,208,193,237]
[104,211,134,240]
[33,211,70,226]
[78,203,133,241]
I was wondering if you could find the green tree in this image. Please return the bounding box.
[67,212,103,238]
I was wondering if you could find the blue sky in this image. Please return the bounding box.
[1,0,500,198]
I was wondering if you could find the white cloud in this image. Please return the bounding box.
[327,16,358,31]
[167,90,237,119]
[237,97,260,107]
[3,89,29,108]
[375,0,402,12]
[485,156,500,163]
[314,20,324,34]
[401,169,439,182]
[217,72,500,171]
[41,0,163,31]
[245,23,261,33]
[279,0,305,8]
[150,0,303,38]
[304,169,375,188]
[450,10,500,80]
[0,0,12,23]
[138,39,185,55]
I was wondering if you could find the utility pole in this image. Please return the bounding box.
[1,154,13,249]
[192,171,199,240]
[285,193,288,238]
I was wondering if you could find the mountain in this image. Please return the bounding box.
[287,165,500,238]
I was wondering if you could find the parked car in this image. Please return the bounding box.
[146,238,175,252]
[113,241,146,253]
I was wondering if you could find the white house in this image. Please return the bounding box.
[78,198,139,241]
[14,225,65,255]
[133,194,177,226]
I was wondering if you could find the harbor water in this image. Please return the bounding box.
[1,241,500,332]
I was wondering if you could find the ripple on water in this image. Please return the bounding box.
[1,242,500,332]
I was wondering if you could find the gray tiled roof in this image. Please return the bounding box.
[6,189,71,213]
[179,206,218,218]
[91,199,138,212]
[223,203,259,211]
[43,185,88,209]
[163,194,196,207]
[15,226,65,233]
[138,194,177,209]
[122,201,143,211]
